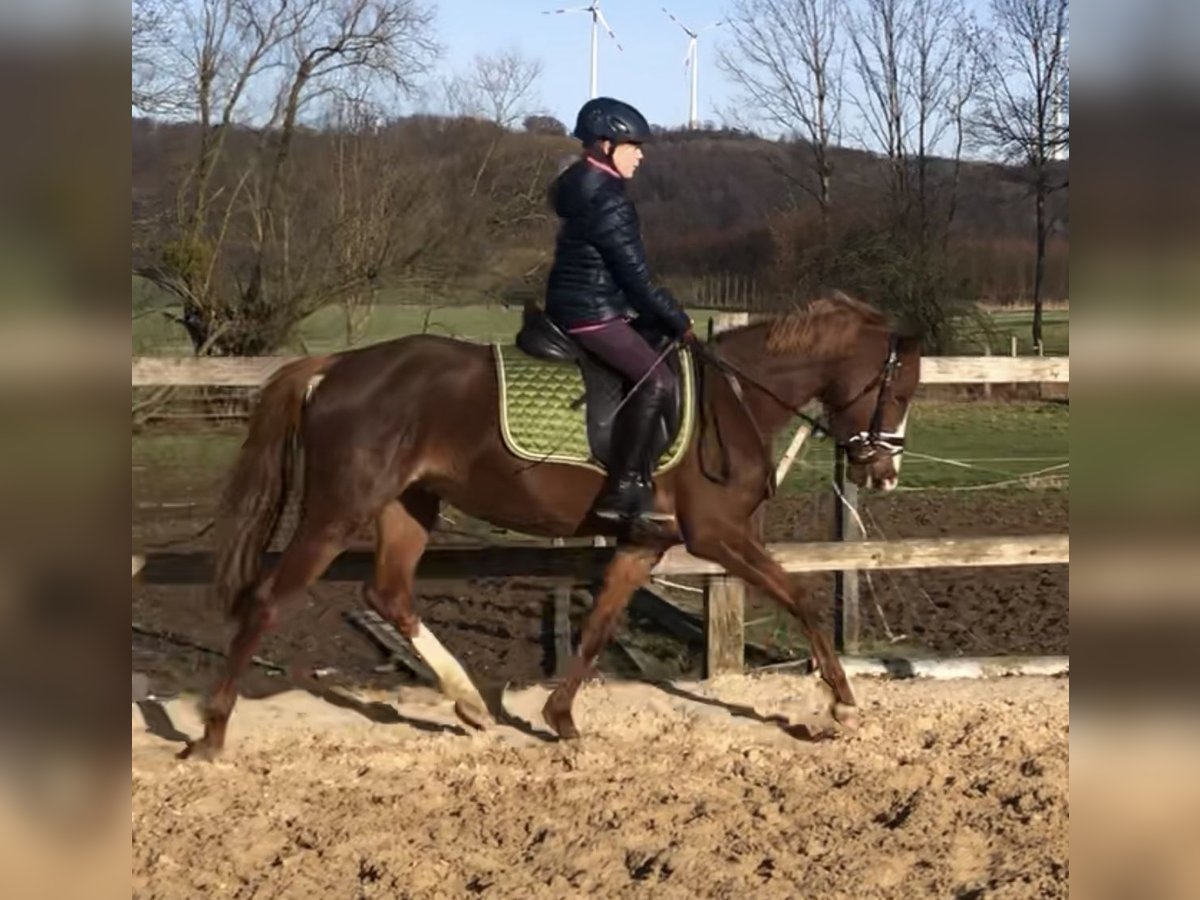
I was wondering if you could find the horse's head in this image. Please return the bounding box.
[822,329,922,492]
[759,292,923,493]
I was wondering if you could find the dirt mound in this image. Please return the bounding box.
[132,674,1068,898]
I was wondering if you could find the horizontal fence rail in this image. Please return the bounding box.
[135,535,1067,585]
[131,354,1069,387]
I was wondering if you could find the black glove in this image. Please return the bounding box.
[654,288,692,339]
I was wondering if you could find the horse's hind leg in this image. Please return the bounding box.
[364,492,491,730]
[542,545,662,740]
[179,525,347,761]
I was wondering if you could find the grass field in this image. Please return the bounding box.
[774,401,1068,493]
[133,278,1068,356]
[133,285,534,355]
[982,309,1070,355]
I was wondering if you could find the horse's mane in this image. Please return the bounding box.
[756,290,889,358]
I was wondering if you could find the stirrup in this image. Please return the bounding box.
[595,505,676,523]
[593,475,675,523]
[593,475,645,521]
[596,507,677,524]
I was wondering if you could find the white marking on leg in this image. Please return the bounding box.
[410,622,490,718]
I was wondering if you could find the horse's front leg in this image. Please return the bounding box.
[542,545,662,740]
[687,527,859,731]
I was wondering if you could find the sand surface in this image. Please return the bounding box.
[132,673,1068,899]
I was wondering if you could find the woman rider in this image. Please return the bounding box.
[544,97,694,525]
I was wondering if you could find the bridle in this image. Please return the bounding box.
[839,334,906,465]
[687,332,906,493]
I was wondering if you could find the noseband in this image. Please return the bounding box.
[840,334,905,464]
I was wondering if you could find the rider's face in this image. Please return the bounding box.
[610,142,644,178]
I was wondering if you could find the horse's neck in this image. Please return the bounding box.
[716,327,833,438]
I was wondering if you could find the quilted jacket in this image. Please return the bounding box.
[544,156,690,337]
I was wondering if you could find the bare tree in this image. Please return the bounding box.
[444,47,544,128]
[907,0,960,249]
[942,15,983,251]
[845,0,975,249]
[316,89,454,346]
[847,0,910,221]
[838,0,988,349]
[132,0,173,114]
[971,0,1068,347]
[133,0,440,354]
[719,0,845,245]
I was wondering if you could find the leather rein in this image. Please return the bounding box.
[686,333,905,497]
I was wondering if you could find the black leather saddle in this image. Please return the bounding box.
[514,305,685,471]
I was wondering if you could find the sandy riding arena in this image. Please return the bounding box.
[132,673,1068,898]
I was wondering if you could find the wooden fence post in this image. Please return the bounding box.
[981,340,993,400]
[552,582,572,676]
[833,448,862,654]
[774,416,814,487]
[699,311,752,677]
[704,577,745,676]
[550,537,572,676]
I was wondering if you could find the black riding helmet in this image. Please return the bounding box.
[572,97,652,146]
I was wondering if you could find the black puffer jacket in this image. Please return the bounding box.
[544,157,690,337]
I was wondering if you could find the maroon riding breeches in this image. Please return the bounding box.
[567,317,676,396]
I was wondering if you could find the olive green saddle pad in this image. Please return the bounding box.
[492,343,696,475]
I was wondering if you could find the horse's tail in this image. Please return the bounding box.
[213,355,333,619]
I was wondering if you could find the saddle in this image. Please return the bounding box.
[496,305,693,474]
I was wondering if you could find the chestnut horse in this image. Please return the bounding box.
[182,292,920,759]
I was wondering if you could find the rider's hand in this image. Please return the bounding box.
[681,326,700,347]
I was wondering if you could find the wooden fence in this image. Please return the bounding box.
[132,324,1069,677]
[132,354,1067,388]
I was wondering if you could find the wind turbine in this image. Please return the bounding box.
[1051,32,1069,161]
[543,2,623,100]
[662,7,722,129]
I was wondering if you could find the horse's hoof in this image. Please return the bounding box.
[833,702,860,732]
[541,701,580,741]
[453,699,492,731]
[177,739,221,762]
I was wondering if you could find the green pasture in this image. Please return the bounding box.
[774,401,1068,493]
[133,279,532,354]
[132,277,1068,356]
[962,308,1070,356]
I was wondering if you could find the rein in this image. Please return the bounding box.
[687,331,905,490]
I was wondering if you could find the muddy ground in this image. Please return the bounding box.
[133,483,1067,700]
[132,674,1069,899]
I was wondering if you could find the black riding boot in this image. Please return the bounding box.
[594,381,674,523]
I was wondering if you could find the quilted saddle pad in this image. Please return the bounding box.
[492,343,696,475]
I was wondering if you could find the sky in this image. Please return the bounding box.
[428,0,994,136]
[431,1,735,130]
